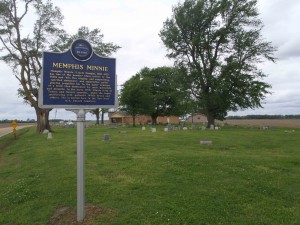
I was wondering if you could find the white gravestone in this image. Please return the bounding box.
[47,132,52,139]
[200,140,212,145]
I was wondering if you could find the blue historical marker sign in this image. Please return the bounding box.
[39,39,117,109]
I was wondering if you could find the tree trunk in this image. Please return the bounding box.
[100,108,109,124]
[206,111,215,128]
[92,108,100,125]
[191,112,194,124]
[151,116,157,125]
[96,110,100,125]
[132,115,136,127]
[101,110,105,124]
[35,107,52,133]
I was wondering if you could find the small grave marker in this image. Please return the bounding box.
[103,134,110,141]
[43,129,49,134]
[200,140,212,145]
[47,132,53,139]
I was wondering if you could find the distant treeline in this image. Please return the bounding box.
[226,115,300,119]
[0,119,73,123]
[0,119,36,123]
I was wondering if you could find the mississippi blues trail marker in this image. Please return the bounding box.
[39,39,117,222]
[39,39,117,109]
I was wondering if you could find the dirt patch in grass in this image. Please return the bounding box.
[47,205,116,225]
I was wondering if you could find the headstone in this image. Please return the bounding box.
[200,140,212,145]
[201,126,206,131]
[151,128,157,133]
[260,125,269,130]
[164,127,168,132]
[47,132,53,139]
[182,127,188,130]
[210,124,214,130]
[43,129,49,134]
[191,124,196,130]
[103,134,110,141]
[284,130,295,133]
[142,126,146,131]
[215,126,219,130]
[65,121,74,128]
[119,131,127,134]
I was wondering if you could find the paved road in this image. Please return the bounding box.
[0,125,34,138]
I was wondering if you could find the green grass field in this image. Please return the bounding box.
[0,125,299,225]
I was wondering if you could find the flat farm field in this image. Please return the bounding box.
[223,119,300,128]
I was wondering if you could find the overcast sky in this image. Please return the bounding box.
[0,0,300,121]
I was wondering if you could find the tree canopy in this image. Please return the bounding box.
[143,66,186,123]
[160,0,276,126]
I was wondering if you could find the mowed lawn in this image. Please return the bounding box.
[0,125,299,225]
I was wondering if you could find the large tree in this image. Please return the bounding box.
[119,73,153,126]
[0,0,119,132]
[120,67,186,125]
[160,0,276,127]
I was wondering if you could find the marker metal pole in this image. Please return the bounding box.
[76,109,86,222]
